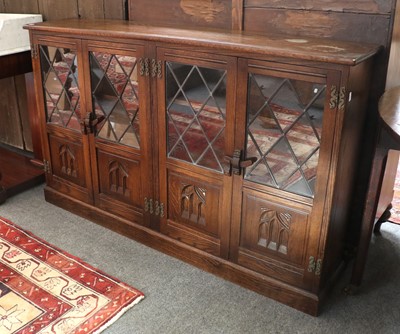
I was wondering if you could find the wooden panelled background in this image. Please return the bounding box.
[129,0,234,30]
[243,1,392,45]
[0,0,127,151]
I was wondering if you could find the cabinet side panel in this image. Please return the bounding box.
[320,61,373,287]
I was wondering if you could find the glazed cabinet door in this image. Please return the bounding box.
[33,36,93,204]
[230,59,341,290]
[82,41,152,226]
[156,48,237,257]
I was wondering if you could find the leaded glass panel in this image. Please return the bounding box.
[245,74,326,198]
[90,52,140,149]
[166,62,227,173]
[40,46,81,131]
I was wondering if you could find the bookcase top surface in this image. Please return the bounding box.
[25,19,381,65]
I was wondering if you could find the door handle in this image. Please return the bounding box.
[81,113,105,134]
[224,149,257,176]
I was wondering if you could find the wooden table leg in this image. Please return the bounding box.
[347,147,388,290]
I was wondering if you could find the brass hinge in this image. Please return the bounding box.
[139,58,150,77]
[329,85,338,109]
[151,59,157,78]
[156,60,162,79]
[31,44,38,59]
[315,259,323,276]
[139,58,145,76]
[308,256,316,273]
[308,256,323,276]
[144,197,153,213]
[43,160,51,174]
[329,85,346,111]
[338,86,346,111]
[144,198,165,217]
[150,59,163,78]
[154,201,165,216]
[144,58,150,77]
[160,203,164,217]
[140,58,162,78]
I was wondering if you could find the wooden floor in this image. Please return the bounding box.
[0,146,44,203]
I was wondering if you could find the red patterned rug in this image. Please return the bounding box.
[0,216,144,333]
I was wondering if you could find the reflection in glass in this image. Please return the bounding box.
[40,46,81,131]
[245,74,326,197]
[90,52,140,148]
[166,62,227,173]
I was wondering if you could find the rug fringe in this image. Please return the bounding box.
[93,295,145,334]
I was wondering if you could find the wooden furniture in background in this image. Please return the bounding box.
[0,146,44,204]
[0,0,127,151]
[26,19,379,315]
[0,0,129,201]
[0,52,44,203]
[350,87,400,288]
[386,1,400,90]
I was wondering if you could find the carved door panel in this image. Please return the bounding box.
[83,41,152,225]
[34,36,93,204]
[156,48,237,258]
[230,59,341,289]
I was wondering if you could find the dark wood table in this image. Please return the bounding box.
[380,87,400,138]
[349,86,400,289]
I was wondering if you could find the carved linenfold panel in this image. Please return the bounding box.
[181,185,206,226]
[258,208,292,255]
[167,172,220,238]
[108,161,131,197]
[59,145,77,177]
